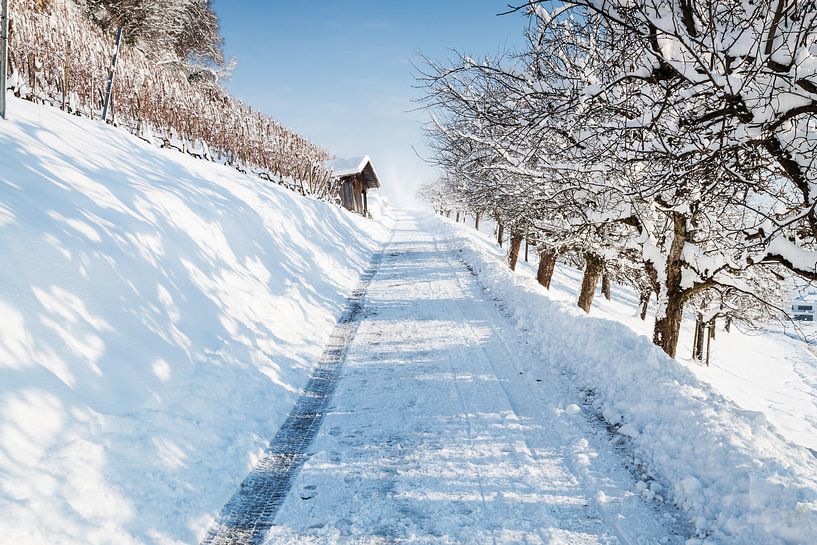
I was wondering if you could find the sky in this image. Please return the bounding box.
[212,1,528,207]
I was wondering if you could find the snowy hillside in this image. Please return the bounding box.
[435,215,817,544]
[0,98,389,545]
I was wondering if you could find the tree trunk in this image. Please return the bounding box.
[536,247,557,289]
[601,273,612,300]
[508,231,523,271]
[639,290,651,321]
[653,213,688,358]
[524,238,529,262]
[724,316,731,333]
[654,289,685,358]
[455,211,460,223]
[577,253,604,313]
[474,213,480,230]
[497,222,504,247]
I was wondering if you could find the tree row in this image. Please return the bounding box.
[418,0,817,359]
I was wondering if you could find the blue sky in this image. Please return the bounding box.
[213,1,527,206]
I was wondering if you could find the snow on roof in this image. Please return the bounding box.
[326,155,371,177]
[326,155,380,188]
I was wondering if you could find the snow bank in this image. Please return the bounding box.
[0,98,388,545]
[427,213,817,545]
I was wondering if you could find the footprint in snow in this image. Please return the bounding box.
[300,485,318,500]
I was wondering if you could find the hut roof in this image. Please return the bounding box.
[327,155,380,189]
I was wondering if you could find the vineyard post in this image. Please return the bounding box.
[101,26,123,123]
[1,0,8,119]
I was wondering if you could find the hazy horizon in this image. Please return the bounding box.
[213,1,527,206]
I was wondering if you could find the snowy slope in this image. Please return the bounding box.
[433,214,817,545]
[468,215,817,454]
[548,268,817,455]
[0,98,389,545]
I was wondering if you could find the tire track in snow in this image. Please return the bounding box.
[441,249,621,543]
[439,237,691,544]
[199,243,389,545]
[257,212,686,543]
[432,239,608,543]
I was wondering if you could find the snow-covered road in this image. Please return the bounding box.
[258,211,685,544]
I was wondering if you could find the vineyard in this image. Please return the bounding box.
[4,0,334,195]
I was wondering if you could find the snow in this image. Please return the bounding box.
[766,236,817,276]
[262,210,686,544]
[0,97,389,545]
[326,155,373,177]
[5,95,817,545]
[435,214,817,545]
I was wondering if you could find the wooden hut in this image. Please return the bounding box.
[326,156,380,216]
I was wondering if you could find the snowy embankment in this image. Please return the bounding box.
[470,220,817,457]
[428,214,817,545]
[0,98,389,545]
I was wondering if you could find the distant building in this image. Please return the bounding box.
[792,293,817,321]
[326,156,380,216]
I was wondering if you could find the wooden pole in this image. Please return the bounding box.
[705,323,713,367]
[692,316,700,360]
[101,26,123,123]
[62,40,71,112]
[0,0,8,120]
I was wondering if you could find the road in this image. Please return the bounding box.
[213,211,686,545]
